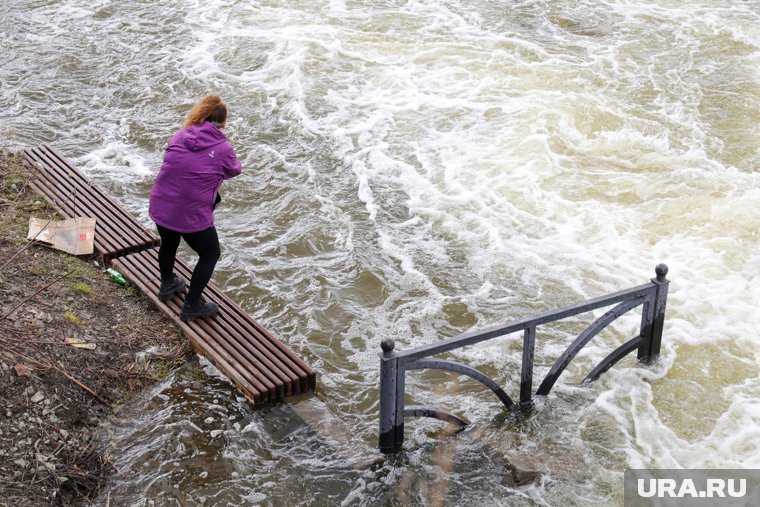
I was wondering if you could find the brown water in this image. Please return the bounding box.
[1,0,759,505]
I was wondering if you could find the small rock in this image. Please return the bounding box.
[58,429,69,439]
[13,459,27,468]
[30,392,45,404]
[25,386,35,396]
[57,476,69,484]
[14,363,32,377]
[36,454,55,471]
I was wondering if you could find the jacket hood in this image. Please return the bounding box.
[182,121,227,151]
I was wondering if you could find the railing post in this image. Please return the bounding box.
[639,264,669,363]
[520,326,536,407]
[648,263,669,359]
[379,338,403,453]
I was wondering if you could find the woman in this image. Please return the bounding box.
[149,95,242,322]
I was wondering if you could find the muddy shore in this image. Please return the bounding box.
[0,148,191,506]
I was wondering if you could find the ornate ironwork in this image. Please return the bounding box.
[406,358,515,409]
[378,264,670,453]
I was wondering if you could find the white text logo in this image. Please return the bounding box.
[637,478,746,499]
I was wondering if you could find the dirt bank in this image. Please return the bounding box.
[0,148,191,506]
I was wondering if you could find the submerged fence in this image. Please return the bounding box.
[378,264,669,453]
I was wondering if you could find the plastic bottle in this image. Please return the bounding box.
[106,268,127,286]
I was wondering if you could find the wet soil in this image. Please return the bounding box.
[0,148,191,506]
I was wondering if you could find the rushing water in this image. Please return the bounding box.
[2,0,760,505]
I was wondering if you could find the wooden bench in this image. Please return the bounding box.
[22,145,316,404]
[113,249,316,403]
[20,145,160,261]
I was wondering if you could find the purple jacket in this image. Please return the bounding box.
[149,121,242,233]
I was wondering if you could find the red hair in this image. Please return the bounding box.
[183,95,227,128]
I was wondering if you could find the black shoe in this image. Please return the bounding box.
[180,297,219,322]
[158,275,186,302]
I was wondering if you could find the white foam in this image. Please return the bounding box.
[78,141,154,179]
[7,0,760,500]
[138,0,760,478]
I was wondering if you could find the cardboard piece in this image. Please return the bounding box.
[27,216,96,256]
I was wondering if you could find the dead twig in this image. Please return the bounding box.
[1,268,74,320]
[0,340,106,405]
[55,367,107,405]
[0,239,44,276]
[0,341,52,371]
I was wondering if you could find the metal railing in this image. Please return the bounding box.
[378,264,670,453]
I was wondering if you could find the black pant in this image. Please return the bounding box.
[156,225,220,304]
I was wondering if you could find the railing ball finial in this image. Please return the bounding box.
[655,263,669,282]
[380,338,395,353]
